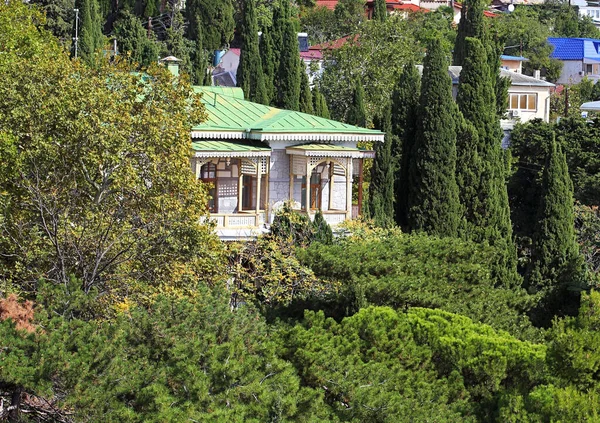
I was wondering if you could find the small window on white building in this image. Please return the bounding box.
[509,93,537,111]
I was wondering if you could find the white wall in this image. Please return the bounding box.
[557,61,586,85]
[507,85,551,123]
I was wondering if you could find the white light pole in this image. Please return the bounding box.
[73,8,79,58]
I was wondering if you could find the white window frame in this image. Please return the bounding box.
[508,93,537,112]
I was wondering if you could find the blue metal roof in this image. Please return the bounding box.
[500,55,529,61]
[548,37,600,61]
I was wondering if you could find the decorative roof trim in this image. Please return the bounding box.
[286,148,375,159]
[191,131,247,139]
[193,151,271,158]
[251,132,385,142]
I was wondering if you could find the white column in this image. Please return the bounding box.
[238,162,243,212]
[328,161,334,211]
[345,158,353,219]
[255,163,262,215]
[289,155,294,201]
[305,160,311,213]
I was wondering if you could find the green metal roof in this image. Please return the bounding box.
[287,144,360,151]
[192,86,384,139]
[191,140,271,152]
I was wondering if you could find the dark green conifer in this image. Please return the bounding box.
[391,62,420,228]
[192,21,209,85]
[299,62,314,114]
[78,0,104,67]
[272,0,291,93]
[259,28,276,104]
[237,0,268,104]
[456,37,517,283]
[346,78,366,127]
[453,0,485,66]
[407,37,461,237]
[369,105,395,228]
[312,84,331,119]
[185,0,235,51]
[277,18,301,110]
[312,210,333,245]
[164,12,191,74]
[373,0,387,21]
[527,136,584,316]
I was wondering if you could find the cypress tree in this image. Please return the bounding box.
[391,62,420,228]
[407,37,461,237]
[312,84,331,119]
[237,0,268,104]
[78,0,104,67]
[373,0,387,21]
[312,210,333,244]
[272,0,291,95]
[277,18,301,110]
[346,78,366,127]
[259,28,276,104]
[453,0,485,66]
[299,61,314,114]
[369,104,395,228]
[185,0,235,51]
[457,37,518,284]
[527,136,584,321]
[164,12,191,74]
[192,21,208,85]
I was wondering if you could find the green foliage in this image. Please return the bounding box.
[372,0,387,21]
[237,0,268,104]
[31,0,75,44]
[345,78,366,126]
[311,209,333,245]
[0,0,224,309]
[575,204,600,277]
[391,62,420,228]
[191,20,209,85]
[333,0,365,37]
[299,231,539,340]
[162,11,193,74]
[299,62,314,114]
[407,37,461,237]
[526,136,585,323]
[312,83,331,119]
[277,18,301,110]
[369,105,395,228]
[78,0,105,67]
[453,0,485,66]
[259,27,276,103]
[113,10,157,68]
[553,5,600,39]
[184,0,234,50]
[300,4,337,45]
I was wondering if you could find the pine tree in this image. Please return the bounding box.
[407,37,461,237]
[312,84,331,119]
[453,0,485,66]
[373,0,387,21]
[237,0,268,104]
[527,136,584,321]
[456,37,518,284]
[259,28,276,104]
[346,78,366,127]
[312,210,333,244]
[277,18,301,110]
[391,62,420,228]
[192,21,208,85]
[164,11,191,74]
[299,61,314,114]
[78,0,104,67]
[369,105,395,228]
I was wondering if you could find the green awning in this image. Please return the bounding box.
[286,143,375,158]
[191,140,271,158]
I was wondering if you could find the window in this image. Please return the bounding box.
[200,163,217,213]
[242,174,253,210]
[587,64,594,75]
[508,93,537,111]
[301,172,322,210]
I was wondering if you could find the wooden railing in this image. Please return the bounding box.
[205,212,266,228]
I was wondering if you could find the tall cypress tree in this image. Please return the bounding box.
[453,0,485,66]
[527,136,584,321]
[312,84,331,119]
[391,62,420,228]
[192,20,208,85]
[457,37,517,284]
[346,78,366,127]
[78,0,104,67]
[185,0,235,51]
[237,0,268,104]
[373,0,387,21]
[369,104,395,228]
[277,18,301,110]
[299,61,314,114]
[407,37,461,237]
[272,0,291,96]
[259,28,276,104]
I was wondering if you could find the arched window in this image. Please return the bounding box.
[200,163,217,213]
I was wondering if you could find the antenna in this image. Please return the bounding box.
[73,8,79,58]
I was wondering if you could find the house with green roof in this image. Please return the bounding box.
[189,85,384,240]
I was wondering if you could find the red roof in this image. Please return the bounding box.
[300,50,323,60]
[310,34,359,51]
[453,2,498,17]
[228,48,241,56]
[390,3,427,12]
[315,0,338,10]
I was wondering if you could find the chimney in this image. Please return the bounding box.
[160,56,182,77]
[533,69,541,80]
[297,32,309,52]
